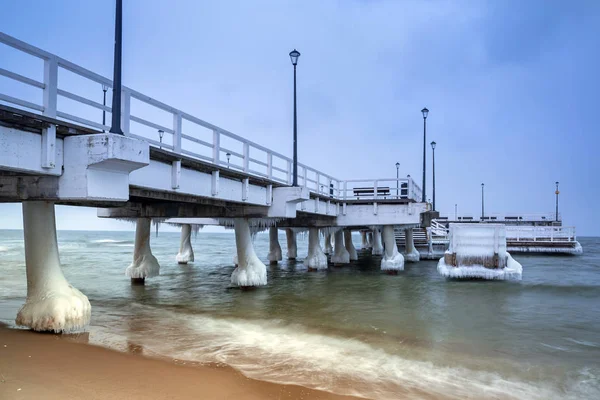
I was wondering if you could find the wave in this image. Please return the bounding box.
[0,246,10,252]
[91,239,131,244]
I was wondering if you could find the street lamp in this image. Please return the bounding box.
[555,181,560,222]
[395,162,400,198]
[430,141,436,210]
[421,107,429,203]
[158,129,164,148]
[481,183,485,220]
[109,0,123,135]
[102,84,108,132]
[289,49,301,186]
[226,152,231,168]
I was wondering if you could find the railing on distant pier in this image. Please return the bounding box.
[340,178,422,201]
[505,226,577,242]
[436,213,561,222]
[0,32,422,203]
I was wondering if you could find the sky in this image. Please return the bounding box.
[1,0,599,235]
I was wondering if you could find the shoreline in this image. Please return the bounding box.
[0,324,363,400]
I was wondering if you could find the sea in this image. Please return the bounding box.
[0,229,598,399]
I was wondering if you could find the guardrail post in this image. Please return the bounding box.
[121,89,130,135]
[41,56,58,169]
[173,113,182,154]
[267,153,273,179]
[243,143,250,172]
[212,129,220,164]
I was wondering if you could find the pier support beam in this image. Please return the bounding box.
[371,227,384,256]
[176,224,194,264]
[367,231,373,248]
[404,228,420,262]
[286,228,298,260]
[331,230,350,266]
[381,225,404,273]
[324,233,333,255]
[126,218,160,284]
[360,231,370,249]
[306,228,328,270]
[16,201,91,332]
[268,227,282,265]
[231,218,267,287]
[344,230,358,261]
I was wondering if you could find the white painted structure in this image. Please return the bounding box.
[286,228,298,260]
[371,228,384,256]
[381,225,404,272]
[231,219,267,287]
[126,218,160,280]
[404,228,420,262]
[344,230,358,261]
[176,224,194,264]
[306,228,328,270]
[331,230,350,265]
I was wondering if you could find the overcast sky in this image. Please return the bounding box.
[1,0,599,235]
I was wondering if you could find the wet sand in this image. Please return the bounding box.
[0,324,361,400]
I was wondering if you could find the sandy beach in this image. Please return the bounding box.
[0,324,360,400]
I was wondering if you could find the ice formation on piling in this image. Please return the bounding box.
[16,202,91,333]
[324,233,334,255]
[306,228,328,270]
[126,218,160,279]
[367,231,373,248]
[176,224,195,264]
[381,225,404,271]
[371,227,384,256]
[404,228,420,262]
[268,227,283,264]
[360,231,370,249]
[286,228,298,260]
[231,218,267,287]
[437,224,523,280]
[344,230,358,261]
[331,230,350,265]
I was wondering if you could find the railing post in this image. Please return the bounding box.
[267,153,273,179]
[172,112,182,154]
[41,56,58,169]
[121,89,130,135]
[343,181,347,201]
[212,129,220,164]
[374,180,378,200]
[243,143,250,172]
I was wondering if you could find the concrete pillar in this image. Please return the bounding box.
[331,230,350,265]
[404,228,420,262]
[360,231,370,249]
[267,227,282,265]
[371,227,384,256]
[231,218,267,287]
[367,231,374,248]
[126,218,160,284]
[176,224,194,264]
[306,228,328,270]
[324,233,333,255]
[16,201,91,332]
[344,230,358,261]
[381,225,404,273]
[285,228,298,260]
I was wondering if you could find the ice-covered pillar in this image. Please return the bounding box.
[371,227,384,256]
[126,218,160,284]
[285,228,298,260]
[306,228,328,270]
[267,227,283,265]
[367,231,374,248]
[176,224,194,264]
[344,230,358,261]
[324,233,334,255]
[16,202,91,332]
[404,228,420,262]
[381,225,404,273]
[231,218,267,287]
[331,230,350,266]
[360,231,369,249]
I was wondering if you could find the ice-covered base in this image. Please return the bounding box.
[176,250,193,264]
[404,248,420,262]
[16,286,91,333]
[126,219,160,279]
[331,230,350,265]
[306,229,328,270]
[232,219,267,287]
[371,228,383,256]
[381,250,405,271]
[437,253,523,280]
[176,224,194,264]
[507,242,583,255]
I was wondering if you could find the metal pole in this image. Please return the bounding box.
[455,203,457,220]
[292,64,298,186]
[396,164,399,198]
[109,0,123,135]
[555,181,559,222]
[481,183,485,220]
[432,145,436,210]
[422,116,426,202]
[102,87,107,132]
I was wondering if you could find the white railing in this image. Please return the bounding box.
[0,32,423,203]
[436,213,560,222]
[430,219,449,236]
[339,178,422,201]
[505,226,576,242]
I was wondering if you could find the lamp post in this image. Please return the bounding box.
[455,203,457,220]
[555,181,560,222]
[158,129,164,148]
[421,107,429,203]
[226,152,231,168]
[102,84,108,132]
[481,183,485,220]
[395,162,400,198]
[430,141,436,211]
[289,49,301,186]
[109,0,123,135]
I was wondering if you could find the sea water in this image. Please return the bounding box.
[0,230,598,399]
